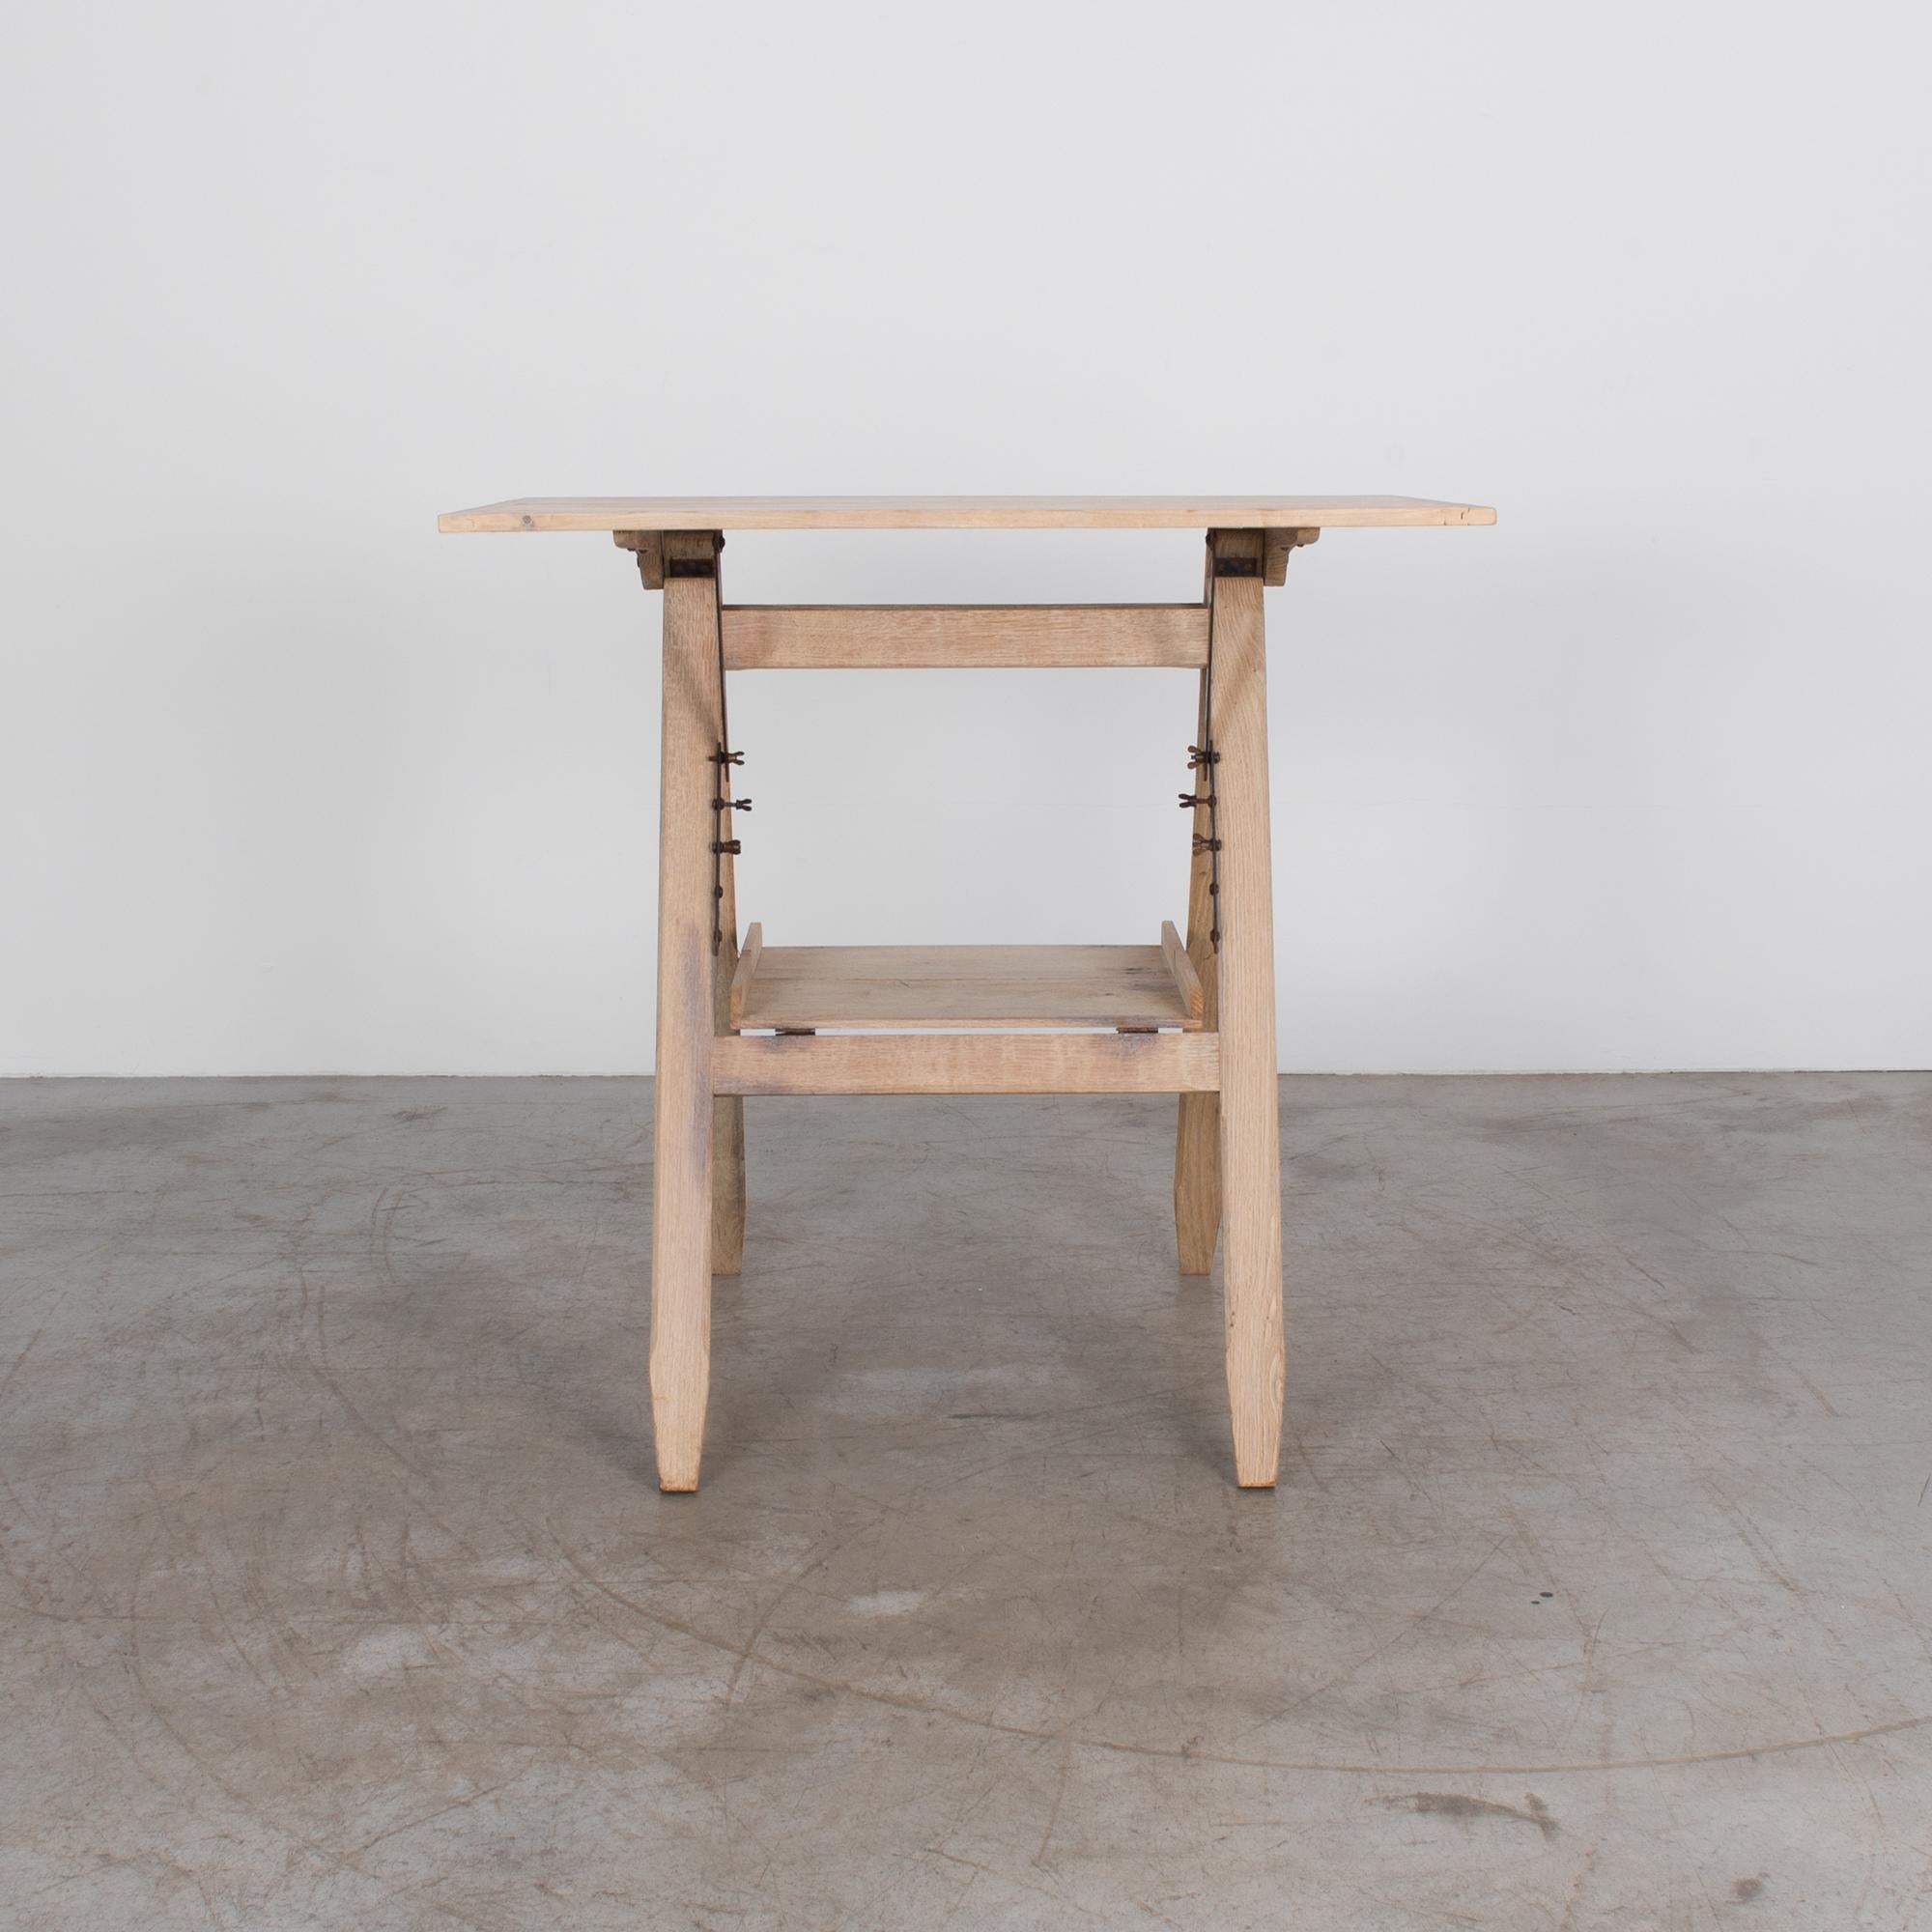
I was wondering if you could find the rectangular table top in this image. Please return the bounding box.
[438,495,1493,534]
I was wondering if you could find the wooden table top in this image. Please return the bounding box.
[438,495,1494,534]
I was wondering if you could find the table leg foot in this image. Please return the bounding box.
[650,1047,714,1492]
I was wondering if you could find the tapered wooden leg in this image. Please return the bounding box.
[650,531,725,1491]
[629,529,746,1280]
[711,861,746,1276]
[709,547,747,1275]
[1205,530,1285,1487]
[1175,661,1222,1274]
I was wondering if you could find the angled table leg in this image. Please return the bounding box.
[650,530,728,1491]
[626,528,746,1279]
[1205,529,1285,1487]
[709,589,747,1278]
[1175,644,1222,1275]
[711,903,747,1276]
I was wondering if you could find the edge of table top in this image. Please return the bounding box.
[437,495,1496,534]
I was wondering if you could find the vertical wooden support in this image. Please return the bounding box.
[1174,638,1222,1273]
[650,530,726,1491]
[629,524,745,1279]
[1204,529,1285,1488]
[711,916,747,1275]
[710,570,747,1279]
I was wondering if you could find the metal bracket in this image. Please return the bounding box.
[1211,554,1261,579]
[666,556,718,579]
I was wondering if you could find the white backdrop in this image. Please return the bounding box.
[4,1,1928,1075]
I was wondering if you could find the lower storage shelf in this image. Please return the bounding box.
[729,922,1204,1033]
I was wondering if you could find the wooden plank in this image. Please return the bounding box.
[1175,549,1222,1278]
[711,705,746,1280]
[714,1033,1220,1096]
[440,495,1497,533]
[649,530,724,1492]
[727,922,764,1030]
[1159,921,1205,1029]
[722,605,1208,669]
[1206,530,1285,1489]
[733,943,1196,1033]
[613,528,664,588]
[1263,526,1320,586]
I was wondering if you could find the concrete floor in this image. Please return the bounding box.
[1,1075,1929,1930]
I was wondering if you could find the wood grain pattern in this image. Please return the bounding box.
[727,922,764,1030]
[649,531,724,1492]
[722,605,1208,669]
[613,529,664,588]
[713,1033,1220,1096]
[1175,554,1222,1278]
[731,941,1200,1033]
[440,495,1495,533]
[1263,526,1320,586]
[1206,531,1286,1488]
[1159,921,1205,1029]
[710,703,746,1280]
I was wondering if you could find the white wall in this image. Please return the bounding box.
[4,1,1928,1076]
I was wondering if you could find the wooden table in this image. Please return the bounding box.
[439,496,1494,1489]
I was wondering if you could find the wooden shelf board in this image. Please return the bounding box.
[731,941,1202,1033]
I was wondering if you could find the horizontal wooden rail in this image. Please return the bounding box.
[721,605,1209,670]
[712,1032,1220,1095]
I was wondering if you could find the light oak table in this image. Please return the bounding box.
[439,496,1494,1489]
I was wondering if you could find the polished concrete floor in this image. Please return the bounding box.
[1,1074,1928,1929]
